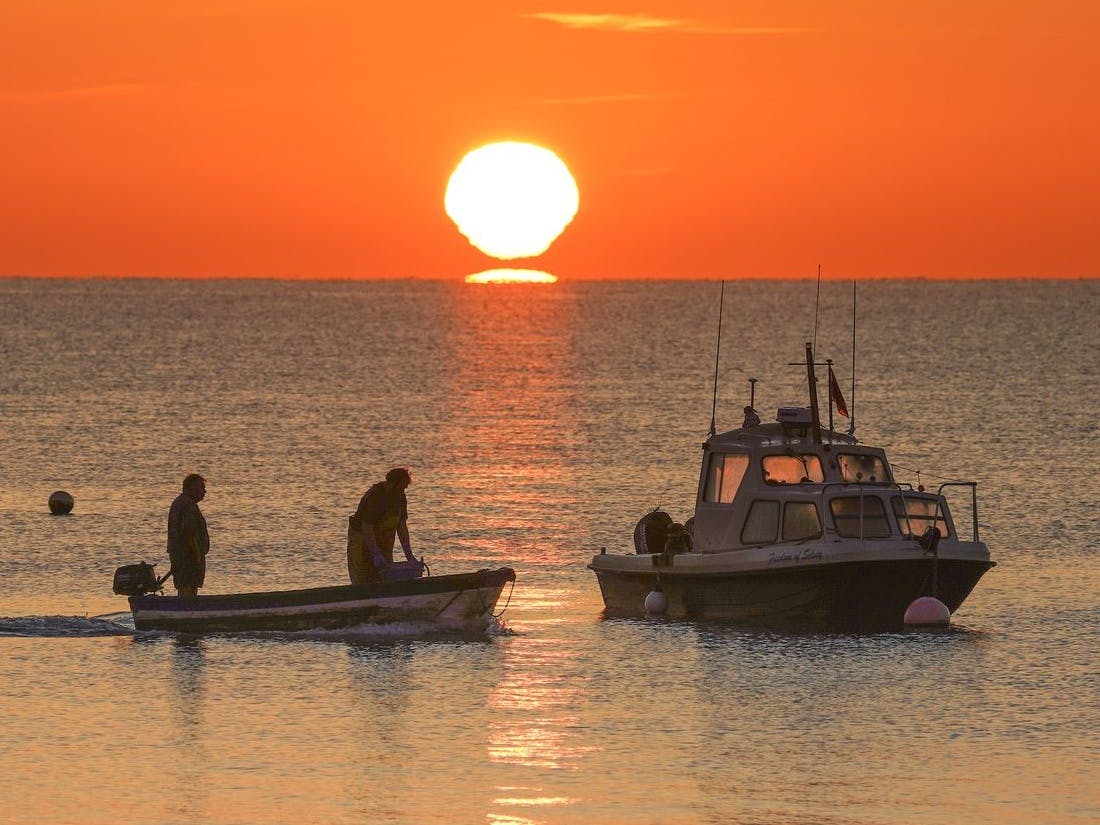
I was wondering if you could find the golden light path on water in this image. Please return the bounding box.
[487,627,590,823]
[465,268,558,284]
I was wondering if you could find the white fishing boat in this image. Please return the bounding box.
[589,341,995,628]
[113,562,516,633]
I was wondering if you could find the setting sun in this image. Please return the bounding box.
[445,142,579,260]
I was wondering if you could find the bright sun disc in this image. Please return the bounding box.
[445,141,579,259]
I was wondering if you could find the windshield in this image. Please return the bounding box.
[762,454,824,485]
[837,453,890,484]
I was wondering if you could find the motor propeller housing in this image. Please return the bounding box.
[112,562,162,596]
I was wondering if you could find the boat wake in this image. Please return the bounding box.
[0,612,516,642]
[0,614,135,637]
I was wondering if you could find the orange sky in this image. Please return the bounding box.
[2,1,1098,280]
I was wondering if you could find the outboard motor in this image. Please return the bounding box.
[633,509,673,555]
[112,562,163,596]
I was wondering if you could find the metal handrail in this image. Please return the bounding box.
[937,481,980,542]
[818,481,954,541]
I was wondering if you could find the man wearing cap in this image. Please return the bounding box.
[347,467,418,583]
[167,473,209,596]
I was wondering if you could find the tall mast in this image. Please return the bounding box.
[805,341,822,444]
[708,281,725,437]
[812,264,822,353]
[849,280,857,435]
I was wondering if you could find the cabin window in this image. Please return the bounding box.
[829,496,891,538]
[762,454,825,485]
[892,496,951,539]
[703,453,750,504]
[741,501,779,544]
[783,502,823,541]
[837,453,890,483]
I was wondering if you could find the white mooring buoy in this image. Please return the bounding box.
[644,583,668,615]
[48,490,74,515]
[904,596,950,627]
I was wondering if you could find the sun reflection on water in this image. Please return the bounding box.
[487,634,597,823]
[464,268,558,284]
[489,789,580,824]
[435,282,582,568]
[487,815,537,825]
[487,636,598,793]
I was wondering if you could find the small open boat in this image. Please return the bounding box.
[114,564,516,633]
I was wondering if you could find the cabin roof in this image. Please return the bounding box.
[708,422,860,449]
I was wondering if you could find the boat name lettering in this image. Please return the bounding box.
[768,548,824,565]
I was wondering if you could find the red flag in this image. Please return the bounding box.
[828,365,849,417]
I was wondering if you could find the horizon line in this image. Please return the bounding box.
[1,273,1095,283]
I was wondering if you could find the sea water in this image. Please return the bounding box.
[1,278,1097,824]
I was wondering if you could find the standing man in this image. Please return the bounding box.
[348,467,417,583]
[167,473,209,596]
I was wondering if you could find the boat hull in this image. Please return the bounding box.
[129,568,515,633]
[590,557,993,628]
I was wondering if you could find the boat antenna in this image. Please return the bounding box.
[848,280,857,435]
[812,264,822,353]
[709,280,725,437]
[749,377,757,411]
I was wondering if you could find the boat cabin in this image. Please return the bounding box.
[691,409,956,553]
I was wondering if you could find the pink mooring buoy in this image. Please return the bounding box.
[904,596,950,627]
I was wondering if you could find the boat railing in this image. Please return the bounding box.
[818,481,964,542]
[937,481,980,543]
